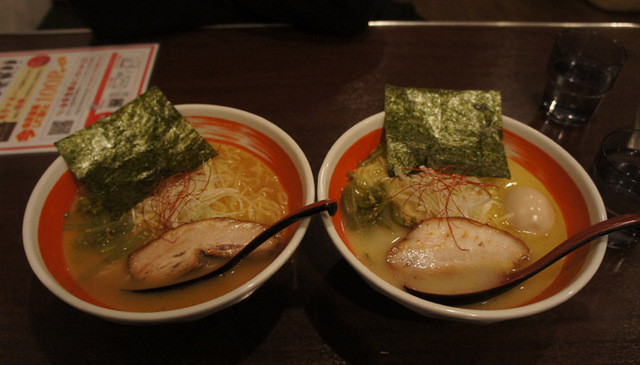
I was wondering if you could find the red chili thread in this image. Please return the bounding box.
[141,164,213,237]
[389,166,494,250]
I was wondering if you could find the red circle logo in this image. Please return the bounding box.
[27,55,51,68]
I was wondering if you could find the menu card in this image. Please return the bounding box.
[0,43,158,155]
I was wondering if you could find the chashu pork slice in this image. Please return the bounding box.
[128,217,281,285]
[387,217,529,294]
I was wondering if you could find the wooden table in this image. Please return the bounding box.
[1,23,639,364]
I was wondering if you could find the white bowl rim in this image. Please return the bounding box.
[317,111,607,323]
[23,104,315,324]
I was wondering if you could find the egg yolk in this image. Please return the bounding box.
[503,186,555,234]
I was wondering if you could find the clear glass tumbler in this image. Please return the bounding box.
[541,30,627,125]
[590,129,640,248]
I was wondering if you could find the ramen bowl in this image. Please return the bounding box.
[23,104,314,324]
[317,112,607,323]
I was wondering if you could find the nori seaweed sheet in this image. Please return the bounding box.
[54,87,217,216]
[384,85,510,178]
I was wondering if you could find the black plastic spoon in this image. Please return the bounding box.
[128,199,338,292]
[404,213,640,306]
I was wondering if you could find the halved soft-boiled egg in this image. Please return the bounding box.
[503,186,555,234]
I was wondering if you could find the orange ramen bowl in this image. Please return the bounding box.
[23,104,314,324]
[317,112,607,323]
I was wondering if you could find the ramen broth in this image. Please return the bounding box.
[343,159,567,310]
[62,144,289,312]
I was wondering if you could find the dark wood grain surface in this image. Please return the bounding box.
[1,23,639,364]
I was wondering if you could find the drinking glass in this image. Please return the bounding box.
[541,30,627,125]
[590,129,640,249]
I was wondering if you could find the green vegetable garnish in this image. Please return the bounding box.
[384,85,510,178]
[340,144,415,229]
[54,87,217,216]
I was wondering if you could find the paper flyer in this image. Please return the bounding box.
[0,43,158,155]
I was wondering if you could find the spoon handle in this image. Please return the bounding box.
[507,213,640,282]
[213,199,338,273]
